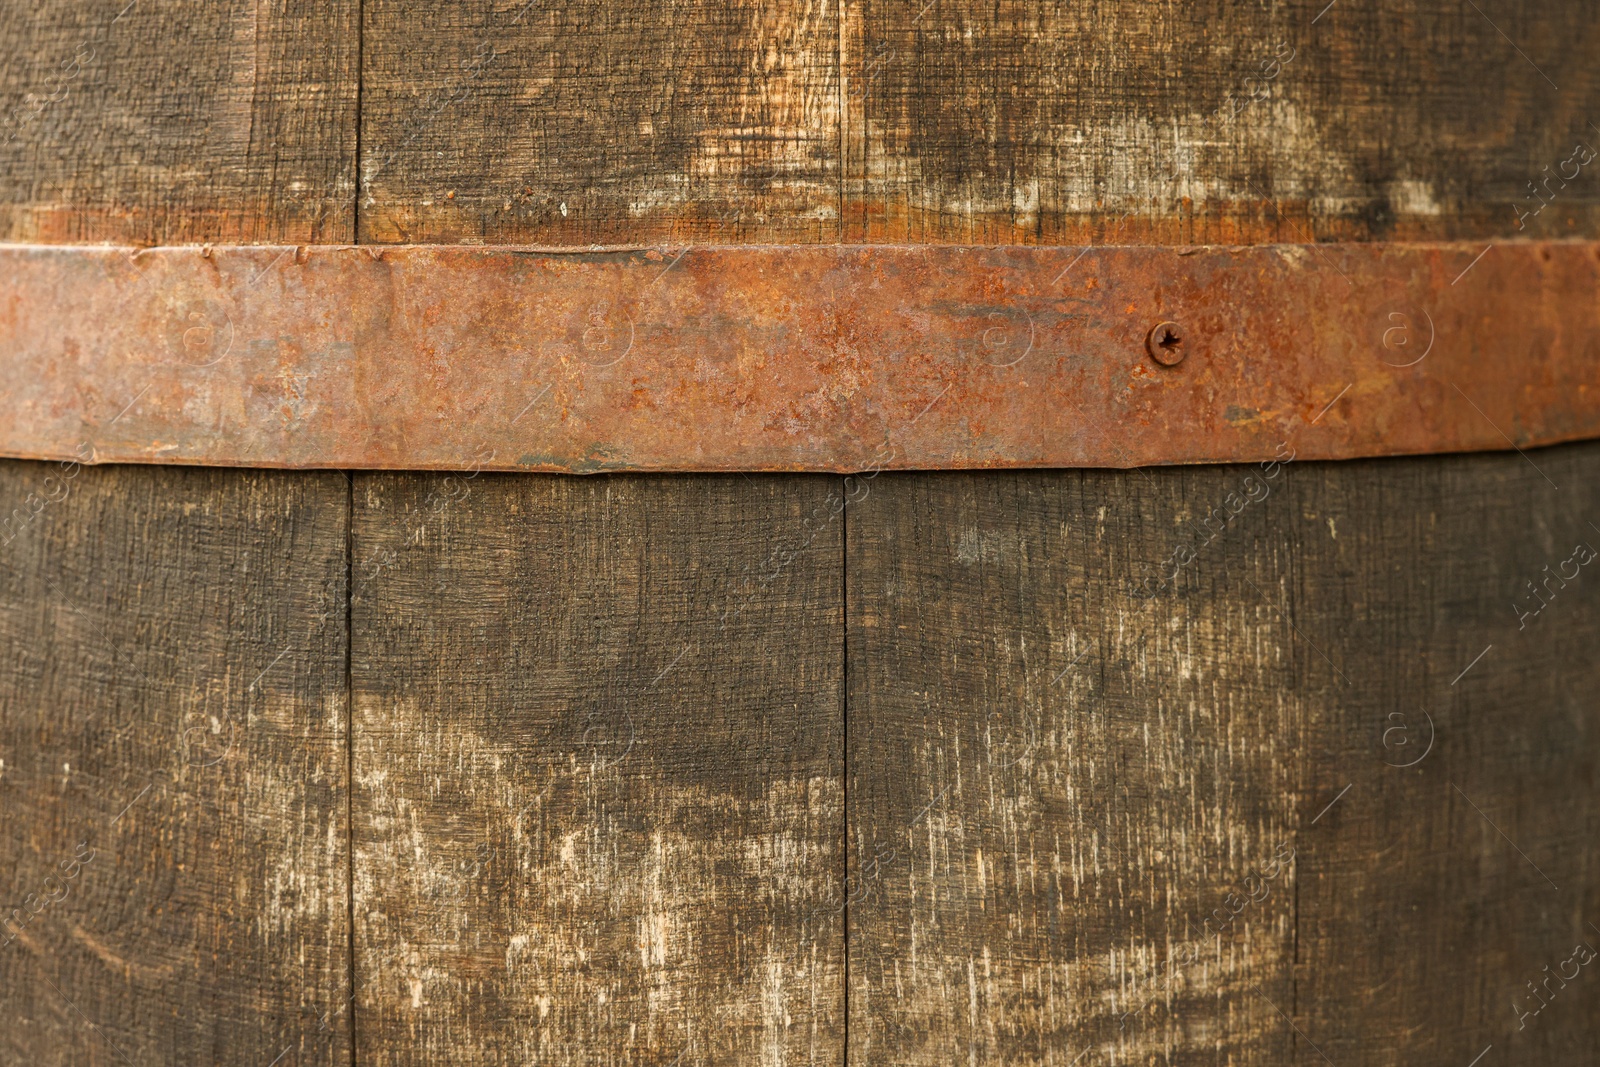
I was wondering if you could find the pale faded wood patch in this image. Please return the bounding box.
[0,462,350,1064]
[350,472,845,1065]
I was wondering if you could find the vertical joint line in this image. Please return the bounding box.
[840,475,850,1054]
[345,473,357,1065]
[352,0,365,241]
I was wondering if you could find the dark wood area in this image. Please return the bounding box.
[842,0,1600,243]
[0,0,358,245]
[1290,445,1600,1067]
[356,0,1600,245]
[348,472,844,1065]
[358,0,842,245]
[1,448,1597,1062]
[6,0,1593,247]
[0,461,350,1065]
[847,444,1600,1065]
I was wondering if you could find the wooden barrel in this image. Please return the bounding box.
[1,1,1597,1064]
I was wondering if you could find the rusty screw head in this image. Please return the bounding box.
[1146,320,1186,366]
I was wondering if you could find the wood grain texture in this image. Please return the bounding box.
[847,441,1600,1065]
[356,0,1600,246]
[7,0,1597,248]
[0,0,358,244]
[357,0,841,245]
[0,460,350,1064]
[846,468,1303,1065]
[1288,442,1600,1066]
[842,0,1600,243]
[350,471,844,1065]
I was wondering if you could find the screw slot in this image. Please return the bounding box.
[1147,320,1186,366]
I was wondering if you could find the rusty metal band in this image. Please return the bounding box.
[1,241,1596,472]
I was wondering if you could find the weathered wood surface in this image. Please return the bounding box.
[357,0,842,245]
[847,440,1600,1065]
[0,461,350,1064]
[0,0,358,245]
[846,467,1301,1065]
[2,0,1599,1063]
[359,0,1600,245]
[349,472,845,1065]
[0,446,1595,1064]
[841,0,1600,243]
[1291,444,1600,1067]
[4,0,1597,246]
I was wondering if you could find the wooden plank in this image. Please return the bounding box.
[842,0,1600,243]
[0,0,359,1057]
[350,472,844,1064]
[0,460,350,1064]
[1289,442,1600,1065]
[358,0,841,245]
[848,441,1600,1063]
[846,468,1302,1064]
[7,0,1592,250]
[6,0,1595,250]
[0,0,358,244]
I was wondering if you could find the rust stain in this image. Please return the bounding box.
[0,241,1596,472]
